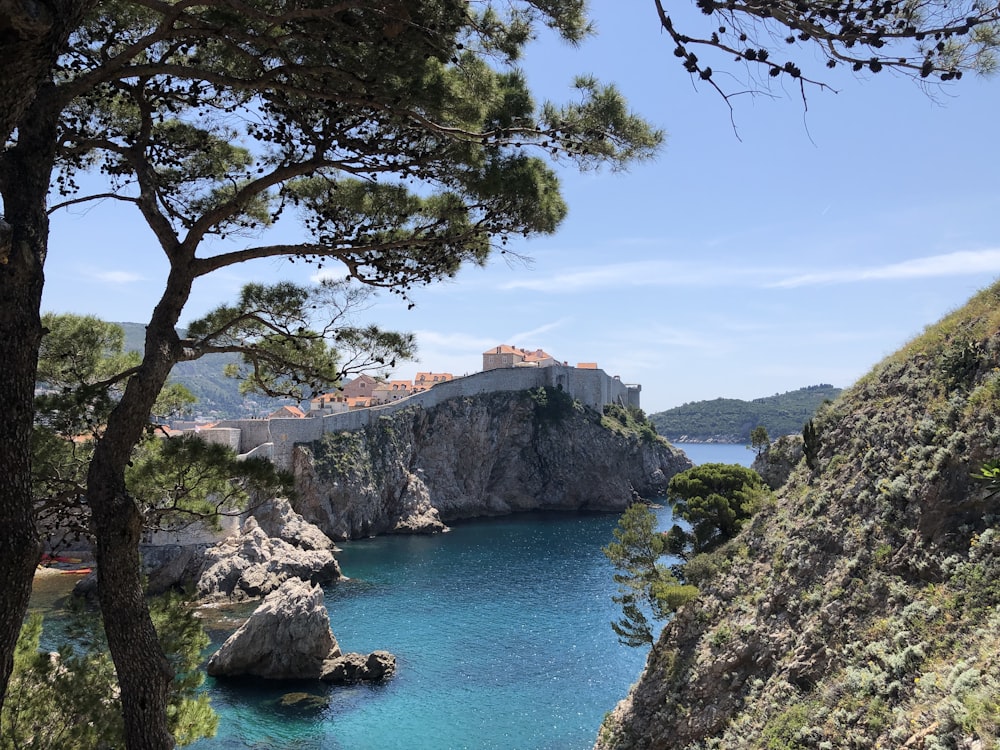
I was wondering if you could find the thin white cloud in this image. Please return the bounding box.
[496,248,1000,295]
[770,249,1000,288]
[87,269,145,284]
[500,260,772,292]
[508,318,571,344]
[412,329,496,353]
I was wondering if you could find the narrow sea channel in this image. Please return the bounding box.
[192,509,670,750]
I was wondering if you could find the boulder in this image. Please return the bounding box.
[207,578,396,684]
[141,543,212,595]
[196,517,342,602]
[321,650,396,684]
[207,579,340,679]
[252,496,339,551]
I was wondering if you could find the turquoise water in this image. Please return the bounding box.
[673,442,754,467]
[193,510,672,750]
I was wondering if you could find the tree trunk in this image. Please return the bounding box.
[0,87,58,720]
[0,5,92,713]
[87,455,174,750]
[0,0,93,144]
[87,289,191,750]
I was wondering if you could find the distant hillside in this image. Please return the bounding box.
[649,384,842,443]
[118,322,293,419]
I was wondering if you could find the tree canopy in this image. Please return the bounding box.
[652,0,1000,105]
[32,314,292,543]
[603,503,699,647]
[0,2,663,746]
[664,463,768,558]
[2,595,216,750]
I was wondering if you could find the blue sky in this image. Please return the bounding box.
[41,1,1000,413]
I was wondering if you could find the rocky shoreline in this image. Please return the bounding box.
[37,390,692,687]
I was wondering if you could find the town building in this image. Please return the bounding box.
[482,345,556,371]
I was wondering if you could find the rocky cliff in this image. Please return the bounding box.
[597,282,1000,749]
[291,387,691,540]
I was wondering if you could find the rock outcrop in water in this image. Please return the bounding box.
[595,282,1000,749]
[291,388,691,540]
[195,517,342,602]
[207,578,395,683]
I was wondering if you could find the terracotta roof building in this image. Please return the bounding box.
[482,345,558,371]
[412,372,454,392]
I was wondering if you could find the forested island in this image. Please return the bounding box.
[648,384,842,443]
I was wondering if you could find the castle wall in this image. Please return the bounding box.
[214,418,271,453]
[187,366,641,470]
[190,427,242,453]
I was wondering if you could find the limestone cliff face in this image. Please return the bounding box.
[596,282,1000,749]
[291,389,691,540]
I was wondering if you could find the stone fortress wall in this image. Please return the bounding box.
[196,365,641,470]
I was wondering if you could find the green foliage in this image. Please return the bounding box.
[188,279,416,401]
[35,313,140,437]
[34,314,291,539]
[58,0,662,278]
[665,463,767,558]
[603,503,695,647]
[313,431,368,479]
[1,613,122,750]
[1,596,216,750]
[529,386,577,424]
[127,436,294,532]
[602,403,662,443]
[802,418,820,471]
[36,314,196,435]
[751,425,771,457]
[149,595,217,745]
[940,337,987,391]
[972,460,1000,499]
[649,385,841,443]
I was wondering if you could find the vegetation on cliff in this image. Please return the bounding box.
[603,464,765,649]
[649,385,841,443]
[602,404,662,444]
[597,282,1000,749]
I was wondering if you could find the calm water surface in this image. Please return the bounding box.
[193,510,674,750]
[673,442,754,467]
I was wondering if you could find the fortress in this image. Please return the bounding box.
[188,362,641,470]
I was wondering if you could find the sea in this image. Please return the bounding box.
[672,442,754,468]
[186,443,751,750]
[31,444,747,750]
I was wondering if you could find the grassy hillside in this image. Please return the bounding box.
[649,384,842,443]
[117,322,291,418]
[597,281,1000,749]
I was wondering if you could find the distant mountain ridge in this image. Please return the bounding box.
[649,384,842,443]
[117,322,292,419]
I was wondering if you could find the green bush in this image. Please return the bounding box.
[1,596,217,750]
[530,386,576,424]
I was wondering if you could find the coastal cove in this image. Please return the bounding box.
[190,444,751,749]
[191,510,668,750]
